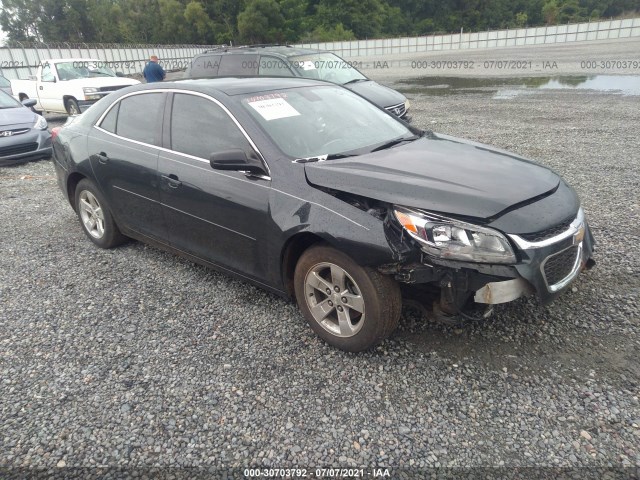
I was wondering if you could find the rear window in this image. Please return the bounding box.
[218,54,258,76]
[188,54,221,78]
[115,93,165,145]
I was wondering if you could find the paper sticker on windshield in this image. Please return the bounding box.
[248,98,300,121]
[300,60,316,71]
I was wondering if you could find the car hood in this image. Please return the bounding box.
[304,133,561,220]
[343,80,406,109]
[0,107,35,128]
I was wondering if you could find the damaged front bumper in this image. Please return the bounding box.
[383,209,596,307]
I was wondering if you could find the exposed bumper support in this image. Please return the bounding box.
[474,277,535,304]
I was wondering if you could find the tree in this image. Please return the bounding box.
[0,0,44,41]
[299,23,356,42]
[237,0,285,44]
[158,0,188,44]
[515,11,528,26]
[184,1,216,43]
[314,0,386,38]
[542,0,559,24]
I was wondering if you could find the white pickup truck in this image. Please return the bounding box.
[11,58,140,115]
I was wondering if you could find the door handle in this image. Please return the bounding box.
[39,86,43,90]
[161,174,182,188]
[96,152,109,164]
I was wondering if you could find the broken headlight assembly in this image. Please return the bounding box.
[393,206,516,264]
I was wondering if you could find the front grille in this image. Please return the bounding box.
[386,102,406,117]
[519,217,574,242]
[99,85,129,92]
[0,142,38,157]
[543,246,579,286]
[0,128,30,137]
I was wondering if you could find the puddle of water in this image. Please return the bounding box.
[398,75,640,97]
[539,75,640,95]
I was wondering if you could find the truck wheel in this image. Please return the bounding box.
[66,98,80,115]
[294,245,401,352]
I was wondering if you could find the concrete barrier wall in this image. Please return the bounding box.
[0,44,210,80]
[294,17,640,57]
[1,17,638,79]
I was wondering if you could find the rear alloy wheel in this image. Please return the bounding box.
[66,98,80,115]
[75,179,126,248]
[294,245,401,352]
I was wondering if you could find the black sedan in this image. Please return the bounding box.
[52,78,595,352]
[0,91,52,166]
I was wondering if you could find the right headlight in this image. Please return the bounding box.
[393,206,516,264]
[33,115,47,130]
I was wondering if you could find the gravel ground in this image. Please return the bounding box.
[1,40,639,477]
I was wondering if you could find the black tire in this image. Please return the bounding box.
[74,179,126,248]
[294,245,401,352]
[66,98,80,115]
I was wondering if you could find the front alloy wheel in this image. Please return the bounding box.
[304,262,366,338]
[294,245,401,352]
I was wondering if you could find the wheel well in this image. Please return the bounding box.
[66,173,85,210]
[63,96,77,107]
[281,232,325,298]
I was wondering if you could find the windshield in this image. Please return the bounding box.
[55,62,116,81]
[0,76,10,87]
[0,90,23,109]
[239,85,411,159]
[290,53,367,85]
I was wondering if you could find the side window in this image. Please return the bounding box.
[259,56,293,77]
[218,54,258,75]
[99,102,119,133]
[41,63,55,82]
[188,54,220,78]
[170,93,253,159]
[115,93,164,145]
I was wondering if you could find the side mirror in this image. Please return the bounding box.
[115,72,125,77]
[22,98,37,108]
[210,149,267,175]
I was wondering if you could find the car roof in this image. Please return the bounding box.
[75,76,337,127]
[44,58,103,63]
[197,45,327,58]
[137,77,332,96]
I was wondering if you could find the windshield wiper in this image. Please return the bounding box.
[294,153,357,163]
[343,78,367,85]
[370,134,421,153]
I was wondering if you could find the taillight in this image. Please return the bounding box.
[51,127,61,141]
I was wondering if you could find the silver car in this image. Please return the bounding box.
[0,90,52,166]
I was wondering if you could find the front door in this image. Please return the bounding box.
[158,92,271,281]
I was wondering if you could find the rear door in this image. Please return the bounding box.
[88,91,168,241]
[158,91,271,280]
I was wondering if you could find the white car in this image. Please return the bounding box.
[10,59,140,115]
